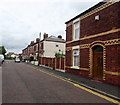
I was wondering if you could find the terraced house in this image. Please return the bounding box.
[22,33,65,60]
[65,0,120,85]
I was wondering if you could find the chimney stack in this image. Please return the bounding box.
[58,35,62,39]
[36,38,40,43]
[44,33,48,39]
[31,41,34,45]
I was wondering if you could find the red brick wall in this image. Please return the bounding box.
[65,2,120,86]
[34,45,36,52]
[45,58,49,66]
[66,40,80,47]
[56,58,60,69]
[80,70,89,78]
[61,58,65,70]
[80,2,120,38]
[105,74,120,86]
[66,68,80,76]
[106,45,119,72]
[53,58,56,70]
[66,32,119,48]
[80,49,89,68]
[39,57,65,70]
[66,25,73,42]
[41,42,44,49]
[50,58,53,68]
[66,2,119,47]
[66,50,72,66]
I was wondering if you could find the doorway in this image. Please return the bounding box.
[92,45,103,79]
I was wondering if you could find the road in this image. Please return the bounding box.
[2,60,119,104]
[0,66,2,104]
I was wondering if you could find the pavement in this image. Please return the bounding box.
[28,63,120,101]
[2,60,120,104]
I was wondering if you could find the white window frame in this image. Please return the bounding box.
[71,46,79,69]
[73,21,80,40]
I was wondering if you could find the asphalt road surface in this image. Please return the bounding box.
[2,60,119,104]
[0,66,2,104]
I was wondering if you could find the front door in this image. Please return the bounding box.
[93,45,103,79]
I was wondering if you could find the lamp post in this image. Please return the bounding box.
[38,32,41,66]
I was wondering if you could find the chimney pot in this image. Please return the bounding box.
[31,41,34,45]
[36,38,40,43]
[44,33,48,39]
[58,35,62,39]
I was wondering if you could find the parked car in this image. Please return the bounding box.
[22,59,25,62]
[0,54,4,64]
[15,58,20,63]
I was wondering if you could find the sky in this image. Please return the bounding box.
[0,0,102,54]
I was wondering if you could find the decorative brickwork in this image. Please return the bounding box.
[80,44,90,49]
[104,39,119,46]
[65,1,120,86]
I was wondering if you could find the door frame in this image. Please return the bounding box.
[89,43,106,80]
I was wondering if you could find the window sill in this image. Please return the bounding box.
[72,39,79,42]
[71,66,79,69]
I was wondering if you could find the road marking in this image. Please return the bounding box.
[24,64,120,105]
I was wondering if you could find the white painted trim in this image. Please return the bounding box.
[73,21,80,40]
[72,45,79,50]
[73,18,80,23]
[71,66,80,70]
[72,46,80,67]
[56,69,65,72]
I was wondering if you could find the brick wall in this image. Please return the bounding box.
[39,57,65,71]
[105,45,120,85]
[106,45,119,72]
[80,49,89,68]
[66,2,120,46]
[105,74,120,86]
[80,2,120,38]
[66,25,72,42]
[65,1,120,86]
[66,50,72,66]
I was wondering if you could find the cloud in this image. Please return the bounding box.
[0,0,101,53]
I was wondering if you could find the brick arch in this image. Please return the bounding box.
[89,41,106,80]
[90,41,105,48]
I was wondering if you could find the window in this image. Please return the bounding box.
[56,45,59,47]
[34,46,36,51]
[73,49,79,66]
[74,22,80,40]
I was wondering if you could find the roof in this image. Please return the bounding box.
[65,0,109,24]
[41,36,66,43]
[22,36,65,51]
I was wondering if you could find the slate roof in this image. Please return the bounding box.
[23,36,65,51]
[41,36,66,43]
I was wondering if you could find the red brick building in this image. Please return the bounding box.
[65,1,120,85]
[22,33,65,61]
[22,38,39,61]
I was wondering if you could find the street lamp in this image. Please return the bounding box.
[38,32,41,66]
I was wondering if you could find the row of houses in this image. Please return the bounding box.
[22,33,65,61]
[6,52,19,58]
[22,0,120,86]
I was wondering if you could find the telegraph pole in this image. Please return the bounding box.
[38,32,41,66]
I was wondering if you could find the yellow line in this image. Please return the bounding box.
[73,84,120,104]
[25,64,120,105]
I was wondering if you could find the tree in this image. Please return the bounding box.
[29,56,34,62]
[0,46,6,56]
[55,53,64,58]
